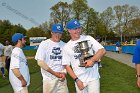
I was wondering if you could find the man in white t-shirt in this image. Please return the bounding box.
[62,19,106,93]
[35,24,68,93]
[0,43,5,78]
[9,33,30,93]
[4,40,13,73]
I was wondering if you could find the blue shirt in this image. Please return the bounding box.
[116,42,120,47]
[132,39,140,64]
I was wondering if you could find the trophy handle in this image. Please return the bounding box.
[88,44,95,55]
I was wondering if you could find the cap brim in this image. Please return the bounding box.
[68,26,81,29]
[23,36,27,38]
[52,31,63,34]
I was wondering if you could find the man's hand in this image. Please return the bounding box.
[76,79,84,90]
[21,78,27,87]
[59,73,66,81]
[55,72,66,81]
[54,72,62,78]
[137,77,140,88]
[85,59,94,67]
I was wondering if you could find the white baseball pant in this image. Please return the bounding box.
[75,79,100,93]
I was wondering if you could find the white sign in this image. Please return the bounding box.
[30,37,46,46]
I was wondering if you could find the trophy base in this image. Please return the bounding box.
[79,64,93,67]
[84,55,93,61]
[79,64,86,67]
[79,55,94,67]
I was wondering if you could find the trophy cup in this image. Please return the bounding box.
[77,40,93,67]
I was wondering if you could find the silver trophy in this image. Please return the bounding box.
[77,40,93,67]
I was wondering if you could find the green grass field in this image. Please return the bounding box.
[0,50,140,93]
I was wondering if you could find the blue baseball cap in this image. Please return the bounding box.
[12,33,26,43]
[52,24,64,34]
[66,19,81,29]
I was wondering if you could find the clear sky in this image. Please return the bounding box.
[0,0,140,29]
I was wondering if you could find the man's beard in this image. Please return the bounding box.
[22,43,26,47]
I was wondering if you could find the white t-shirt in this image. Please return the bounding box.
[0,43,4,56]
[35,39,65,80]
[62,35,104,83]
[9,47,30,92]
[4,45,13,57]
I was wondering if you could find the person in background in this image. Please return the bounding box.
[9,33,30,93]
[35,24,68,93]
[0,42,5,78]
[4,40,13,73]
[115,41,121,53]
[132,39,140,88]
[62,19,106,93]
[124,41,128,45]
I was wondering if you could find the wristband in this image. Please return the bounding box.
[136,75,140,78]
[74,77,79,82]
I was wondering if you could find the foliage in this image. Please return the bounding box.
[84,8,98,35]
[99,4,140,42]
[72,0,88,20]
[26,27,46,37]
[50,1,71,26]
[61,30,71,42]
[100,7,114,32]
[39,21,50,32]
[0,20,26,44]
[113,4,140,38]
[127,18,140,37]
[1,1,140,43]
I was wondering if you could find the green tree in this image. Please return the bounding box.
[0,20,26,44]
[113,5,140,41]
[84,8,98,35]
[100,7,114,42]
[100,7,114,32]
[72,0,88,21]
[40,21,50,32]
[113,5,123,37]
[122,4,140,39]
[26,27,46,37]
[50,1,71,26]
[128,18,140,37]
[39,21,51,38]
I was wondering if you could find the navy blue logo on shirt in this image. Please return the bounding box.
[73,44,81,59]
[73,44,80,53]
[50,47,62,60]
[52,47,61,55]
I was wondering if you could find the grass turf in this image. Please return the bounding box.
[0,50,140,93]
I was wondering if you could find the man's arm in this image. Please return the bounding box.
[37,60,63,78]
[91,48,106,61]
[12,68,27,87]
[85,48,106,67]
[64,65,84,90]
[136,64,140,88]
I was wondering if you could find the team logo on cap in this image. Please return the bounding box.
[74,21,78,25]
[57,26,61,30]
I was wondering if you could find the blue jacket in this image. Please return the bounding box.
[132,39,140,64]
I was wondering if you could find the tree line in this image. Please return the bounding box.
[0,0,140,45]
